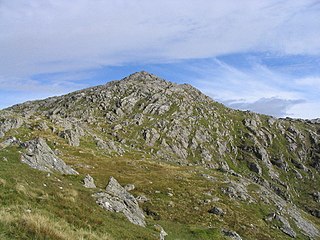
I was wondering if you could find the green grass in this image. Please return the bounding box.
[0,140,299,239]
[0,147,157,240]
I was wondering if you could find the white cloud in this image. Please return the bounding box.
[288,101,320,119]
[227,97,305,117]
[295,77,320,90]
[0,0,320,78]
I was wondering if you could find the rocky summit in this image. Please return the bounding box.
[0,71,320,239]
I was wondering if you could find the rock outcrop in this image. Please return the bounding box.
[83,174,96,188]
[0,136,21,149]
[0,116,24,138]
[93,177,145,227]
[265,213,296,238]
[59,125,85,147]
[20,138,78,175]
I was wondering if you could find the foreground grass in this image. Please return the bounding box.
[0,206,112,240]
[0,147,157,240]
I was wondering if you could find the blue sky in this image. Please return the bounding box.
[0,1,320,118]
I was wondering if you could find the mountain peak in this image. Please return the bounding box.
[127,70,155,78]
[123,71,166,83]
[130,70,151,76]
[1,71,320,239]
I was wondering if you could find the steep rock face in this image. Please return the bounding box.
[21,138,78,175]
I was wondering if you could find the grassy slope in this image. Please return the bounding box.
[1,124,313,240]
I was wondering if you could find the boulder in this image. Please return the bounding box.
[154,224,168,240]
[143,128,160,146]
[59,125,85,147]
[222,180,252,202]
[274,214,297,238]
[59,129,81,147]
[0,117,24,138]
[95,137,125,155]
[93,177,145,227]
[208,206,225,216]
[20,138,78,175]
[83,174,96,188]
[222,229,242,240]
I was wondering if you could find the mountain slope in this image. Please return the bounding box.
[0,71,319,239]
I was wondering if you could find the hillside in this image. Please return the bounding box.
[0,71,319,239]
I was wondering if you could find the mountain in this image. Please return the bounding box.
[0,71,319,239]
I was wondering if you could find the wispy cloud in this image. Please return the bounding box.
[190,58,301,101]
[165,56,320,118]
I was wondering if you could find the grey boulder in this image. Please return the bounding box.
[155,224,168,240]
[83,174,96,188]
[208,206,225,216]
[222,229,242,240]
[93,176,146,227]
[21,138,78,175]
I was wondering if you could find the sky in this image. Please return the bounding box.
[0,0,320,119]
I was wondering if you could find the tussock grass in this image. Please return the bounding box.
[57,189,78,203]
[0,177,6,186]
[15,183,28,195]
[0,206,113,240]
